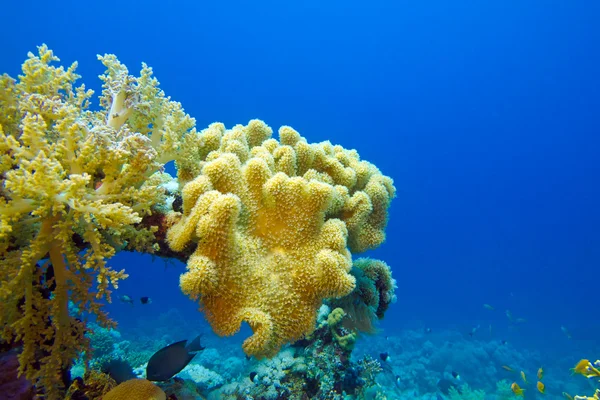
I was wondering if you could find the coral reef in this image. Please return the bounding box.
[169,121,395,358]
[65,370,117,399]
[448,384,485,400]
[0,47,395,397]
[213,307,384,399]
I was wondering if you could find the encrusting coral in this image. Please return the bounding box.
[0,45,395,396]
[102,379,166,400]
[168,121,395,358]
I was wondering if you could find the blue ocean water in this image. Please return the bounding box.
[2,0,599,398]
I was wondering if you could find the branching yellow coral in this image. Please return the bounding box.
[0,45,194,397]
[167,120,395,358]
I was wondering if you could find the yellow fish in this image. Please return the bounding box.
[483,304,494,310]
[520,370,528,384]
[511,382,525,397]
[562,392,574,400]
[537,367,544,380]
[502,365,514,372]
[537,381,545,394]
[572,359,600,378]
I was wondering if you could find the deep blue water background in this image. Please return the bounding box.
[3,0,599,364]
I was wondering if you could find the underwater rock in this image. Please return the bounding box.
[0,348,34,399]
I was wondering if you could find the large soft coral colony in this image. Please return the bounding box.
[168,121,395,358]
[0,45,194,396]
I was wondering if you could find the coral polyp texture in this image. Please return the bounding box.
[168,121,395,358]
[0,45,194,396]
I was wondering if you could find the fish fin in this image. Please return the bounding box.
[183,352,197,368]
[186,334,205,352]
[164,339,189,350]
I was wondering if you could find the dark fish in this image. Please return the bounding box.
[249,371,257,382]
[501,340,507,345]
[451,371,461,380]
[425,327,432,333]
[437,378,460,395]
[100,359,135,384]
[379,352,390,362]
[140,296,152,305]
[146,335,204,381]
[186,334,205,352]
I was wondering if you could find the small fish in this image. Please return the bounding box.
[451,371,461,381]
[500,340,508,345]
[537,367,543,380]
[515,317,527,323]
[249,371,257,382]
[561,325,572,339]
[511,382,525,397]
[536,381,545,394]
[119,295,134,306]
[140,296,152,305]
[483,304,494,310]
[380,352,391,362]
[100,359,135,384]
[520,370,528,384]
[506,310,514,321]
[571,359,600,378]
[425,327,432,334]
[468,325,480,338]
[562,392,574,400]
[502,365,514,372]
[146,335,205,381]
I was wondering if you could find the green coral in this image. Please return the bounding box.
[495,380,514,399]
[328,258,396,334]
[327,307,357,351]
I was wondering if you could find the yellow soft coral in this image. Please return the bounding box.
[167,120,395,358]
[0,45,194,398]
